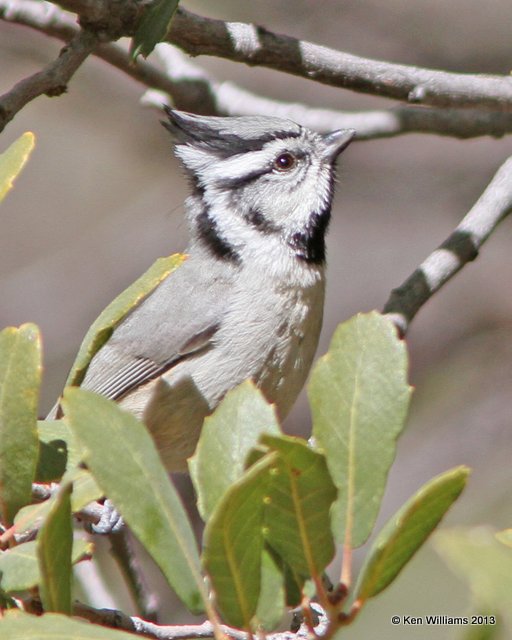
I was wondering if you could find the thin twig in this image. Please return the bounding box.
[0,23,98,132]
[73,600,324,640]
[74,601,246,639]
[31,482,58,501]
[31,482,102,524]
[109,528,159,622]
[384,155,512,336]
[25,486,159,623]
[0,0,181,94]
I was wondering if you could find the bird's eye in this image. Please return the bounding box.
[273,152,296,172]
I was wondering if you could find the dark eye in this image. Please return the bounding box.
[273,152,296,172]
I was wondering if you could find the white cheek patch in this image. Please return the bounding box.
[279,161,329,212]
[176,144,273,188]
[211,150,270,183]
[174,146,213,175]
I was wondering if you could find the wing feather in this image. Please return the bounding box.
[77,250,235,402]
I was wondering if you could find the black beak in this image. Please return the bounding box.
[321,129,356,162]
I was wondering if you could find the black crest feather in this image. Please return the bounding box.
[162,106,302,157]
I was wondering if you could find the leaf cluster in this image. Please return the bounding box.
[0,134,495,638]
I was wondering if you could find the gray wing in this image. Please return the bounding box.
[80,251,235,401]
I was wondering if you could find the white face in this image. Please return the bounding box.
[170,112,352,266]
[231,135,334,231]
[178,131,334,226]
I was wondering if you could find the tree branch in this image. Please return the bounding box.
[3,1,512,338]
[144,45,512,140]
[166,8,512,112]
[14,0,501,112]
[384,155,512,336]
[52,0,512,112]
[0,19,97,132]
[73,600,323,640]
[3,1,512,140]
[109,527,159,622]
[74,602,248,640]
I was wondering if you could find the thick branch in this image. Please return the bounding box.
[384,155,512,335]
[3,1,512,140]
[0,24,97,132]
[144,45,512,139]
[44,0,512,112]
[167,8,512,112]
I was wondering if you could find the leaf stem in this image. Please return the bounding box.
[301,597,319,635]
[338,599,362,627]
[340,544,352,588]
[206,601,230,640]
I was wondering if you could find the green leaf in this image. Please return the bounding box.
[189,381,281,520]
[495,529,512,548]
[0,132,35,203]
[0,323,41,524]
[257,546,304,609]
[34,440,66,482]
[260,435,337,579]
[254,549,285,631]
[14,468,102,536]
[203,454,276,629]
[0,610,144,639]
[434,526,512,626]
[355,466,470,602]
[65,253,186,387]
[282,560,306,607]
[309,311,412,548]
[65,466,103,513]
[62,387,205,614]
[203,434,337,628]
[37,483,73,613]
[0,538,91,593]
[131,0,180,59]
[35,420,83,482]
[13,501,52,538]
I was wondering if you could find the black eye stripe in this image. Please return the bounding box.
[214,166,271,190]
[212,147,309,191]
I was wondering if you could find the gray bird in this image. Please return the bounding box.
[57,109,355,472]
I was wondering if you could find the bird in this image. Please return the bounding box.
[57,108,355,473]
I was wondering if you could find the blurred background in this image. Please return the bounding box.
[1,1,512,637]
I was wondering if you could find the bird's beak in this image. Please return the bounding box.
[321,129,356,161]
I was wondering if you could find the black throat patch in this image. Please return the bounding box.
[288,208,331,264]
